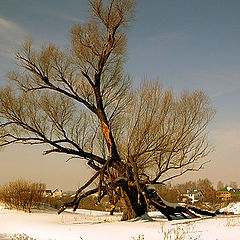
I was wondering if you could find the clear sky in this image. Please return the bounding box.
[0,0,240,190]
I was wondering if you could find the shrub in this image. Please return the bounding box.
[11,233,37,240]
[0,179,46,212]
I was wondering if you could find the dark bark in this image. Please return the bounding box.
[120,185,148,221]
[58,188,99,214]
[144,186,216,220]
[108,190,120,215]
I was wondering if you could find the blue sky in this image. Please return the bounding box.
[0,0,240,189]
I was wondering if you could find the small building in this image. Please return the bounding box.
[52,189,63,198]
[182,190,203,203]
[216,187,240,201]
[44,190,53,197]
[44,189,63,198]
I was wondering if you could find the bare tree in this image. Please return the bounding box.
[217,181,224,190]
[230,181,238,189]
[197,178,213,191]
[0,0,215,220]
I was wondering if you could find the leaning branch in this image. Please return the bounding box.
[58,188,99,214]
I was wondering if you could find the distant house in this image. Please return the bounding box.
[44,190,53,197]
[182,190,203,203]
[44,189,63,198]
[216,187,240,200]
[52,189,63,198]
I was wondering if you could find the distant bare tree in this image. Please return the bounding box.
[0,0,215,220]
[197,178,213,191]
[230,181,238,189]
[175,181,197,193]
[217,181,224,190]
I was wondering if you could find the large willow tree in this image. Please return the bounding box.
[0,0,215,220]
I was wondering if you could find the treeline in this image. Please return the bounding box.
[156,178,239,203]
[175,179,238,193]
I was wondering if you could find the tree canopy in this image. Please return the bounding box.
[0,0,215,220]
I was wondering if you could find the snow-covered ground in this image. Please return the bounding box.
[220,202,240,215]
[1,204,240,240]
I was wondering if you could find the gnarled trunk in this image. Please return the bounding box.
[120,185,148,221]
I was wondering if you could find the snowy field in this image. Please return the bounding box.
[1,204,240,240]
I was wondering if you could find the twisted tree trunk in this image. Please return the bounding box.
[121,185,148,221]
